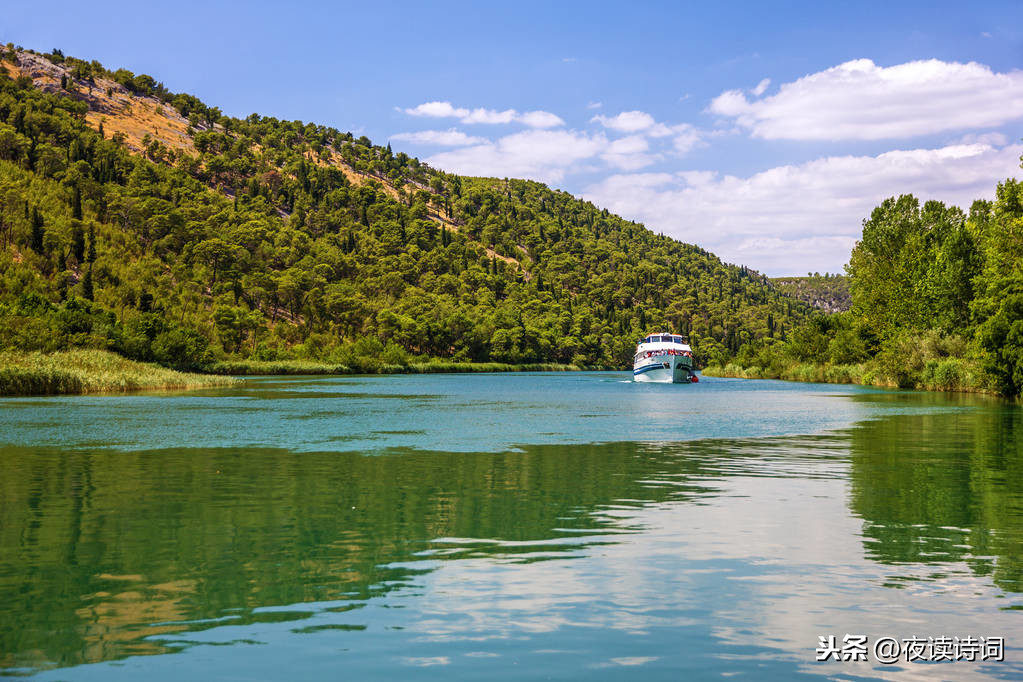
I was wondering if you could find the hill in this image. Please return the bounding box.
[0,44,814,370]
[770,274,850,313]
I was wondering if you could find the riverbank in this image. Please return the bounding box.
[203,359,594,376]
[701,359,997,395]
[0,351,611,396]
[0,350,239,396]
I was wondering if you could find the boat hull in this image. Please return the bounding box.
[633,356,694,383]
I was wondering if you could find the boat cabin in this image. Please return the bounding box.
[639,334,688,345]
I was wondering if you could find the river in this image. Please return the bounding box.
[1,373,1020,680]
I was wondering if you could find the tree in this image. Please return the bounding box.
[81,265,94,300]
[72,222,86,263]
[71,185,83,220]
[191,238,236,285]
[976,287,1023,395]
[87,224,97,262]
[30,207,44,253]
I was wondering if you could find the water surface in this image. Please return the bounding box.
[1,373,1020,680]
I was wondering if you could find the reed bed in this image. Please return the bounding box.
[701,359,993,394]
[406,361,583,374]
[203,360,350,375]
[204,359,589,375]
[0,350,238,396]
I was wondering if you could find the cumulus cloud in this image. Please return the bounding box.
[584,142,1023,274]
[591,110,657,133]
[403,101,468,119]
[403,101,564,128]
[519,111,565,128]
[591,110,706,149]
[750,78,770,96]
[389,129,488,147]
[426,129,609,184]
[708,59,1023,140]
[672,124,705,155]
[419,117,708,182]
[601,135,655,171]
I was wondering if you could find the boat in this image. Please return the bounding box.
[633,332,697,383]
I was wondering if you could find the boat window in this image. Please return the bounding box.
[673,336,683,344]
[661,335,673,342]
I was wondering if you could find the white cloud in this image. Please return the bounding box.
[587,101,603,110]
[751,78,770,96]
[709,59,1023,140]
[462,108,518,124]
[954,131,1008,146]
[519,111,566,128]
[403,101,564,128]
[426,130,609,184]
[390,129,488,147]
[404,101,469,119]
[591,110,657,133]
[584,142,1023,275]
[601,135,655,171]
[672,124,705,155]
[591,110,705,149]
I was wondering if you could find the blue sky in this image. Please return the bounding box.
[5,1,1023,275]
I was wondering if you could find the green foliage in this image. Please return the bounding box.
[848,195,980,339]
[976,289,1023,396]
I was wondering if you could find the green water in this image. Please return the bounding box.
[1,373,1021,679]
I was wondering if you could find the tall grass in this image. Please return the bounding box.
[702,357,993,394]
[407,361,584,373]
[0,350,238,396]
[203,360,351,375]
[204,358,590,375]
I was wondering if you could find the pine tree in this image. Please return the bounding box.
[87,224,96,263]
[72,185,83,220]
[72,222,85,262]
[30,207,44,253]
[82,265,93,300]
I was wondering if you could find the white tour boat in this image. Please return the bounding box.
[633,332,697,383]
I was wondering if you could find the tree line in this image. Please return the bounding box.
[722,184,1023,396]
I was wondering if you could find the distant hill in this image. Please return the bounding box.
[0,44,813,368]
[771,274,850,313]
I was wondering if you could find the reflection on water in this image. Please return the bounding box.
[849,393,1023,594]
[0,375,1020,680]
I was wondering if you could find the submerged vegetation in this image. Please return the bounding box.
[708,184,1023,396]
[0,44,811,380]
[0,349,236,395]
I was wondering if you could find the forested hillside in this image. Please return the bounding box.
[771,274,850,313]
[0,45,812,370]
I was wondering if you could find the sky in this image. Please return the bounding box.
[5,1,1023,275]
